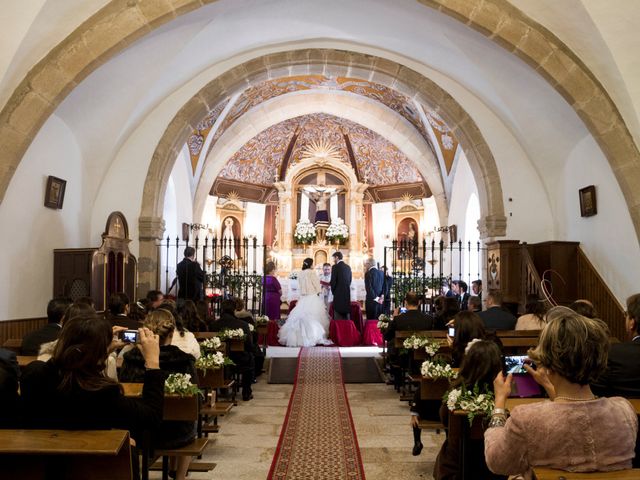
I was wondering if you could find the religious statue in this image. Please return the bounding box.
[222,217,236,258]
[302,183,343,224]
[407,222,417,242]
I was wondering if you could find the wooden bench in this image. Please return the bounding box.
[2,338,23,354]
[121,383,214,480]
[17,355,37,369]
[0,429,132,480]
[533,468,640,479]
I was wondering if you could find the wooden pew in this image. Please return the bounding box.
[533,468,640,479]
[121,383,214,480]
[0,429,132,480]
[17,355,37,369]
[2,338,23,354]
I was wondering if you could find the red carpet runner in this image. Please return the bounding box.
[267,347,366,479]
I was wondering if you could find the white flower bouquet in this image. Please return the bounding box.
[377,313,391,331]
[196,351,234,371]
[325,217,349,243]
[402,335,441,356]
[288,272,298,280]
[218,328,246,340]
[200,337,222,353]
[445,383,495,424]
[256,315,270,326]
[164,373,201,397]
[248,323,255,332]
[421,360,458,380]
[294,220,317,244]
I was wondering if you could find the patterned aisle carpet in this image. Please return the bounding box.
[267,347,366,479]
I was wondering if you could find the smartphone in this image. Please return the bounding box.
[448,326,455,337]
[120,329,138,343]
[503,355,535,375]
[399,307,407,313]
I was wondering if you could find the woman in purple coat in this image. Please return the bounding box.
[263,261,282,321]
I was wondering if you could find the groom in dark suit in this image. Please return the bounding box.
[364,259,384,320]
[330,251,352,320]
[176,246,205,301]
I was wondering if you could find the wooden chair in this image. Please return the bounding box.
[0,429,132,480]
[533,468,640,479]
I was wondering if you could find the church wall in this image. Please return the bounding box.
[558,136,640,303]
[0,114,88,320]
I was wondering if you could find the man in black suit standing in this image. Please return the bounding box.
[592,293,640,398]
[176,246,205,301]
[21,297,72,355]
[364,258,384,320]
[330,251,352,320]
[381,266,393,316]
[478,290,516,330]
[452,280,470,311]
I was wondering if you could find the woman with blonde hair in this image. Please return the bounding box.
[120,309,198,480]
[485,306,638,479]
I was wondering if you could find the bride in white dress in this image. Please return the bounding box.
[278,258,330,347]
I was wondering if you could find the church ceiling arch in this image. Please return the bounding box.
[1,0,639,247]
[187,75,459,176]
[215,113,424,188]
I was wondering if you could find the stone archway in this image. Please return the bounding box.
[1,0,638,243]
[136,48,507,293]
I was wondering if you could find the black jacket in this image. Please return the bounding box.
[176,257,205,301]
[0,348,20,427]
[592,338,640,398]
[109,314,142,331]
[21,323,61,356]
[20,360,165,440]
[364,268,384,319]
[330,261,352,314]
[120,345,197,448]
[384,310,435,344]
[479,307,517,330]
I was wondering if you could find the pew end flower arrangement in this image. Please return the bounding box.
[445,383,495,425]
[377,314,391,332]
[402,335,441,356]
[256,315,270,326]
[218,328,246,341]
[294,220,317,244]
[164,373,201,397]
[200,336,222,353]
[196,350,234,372]
[421,360,458,380]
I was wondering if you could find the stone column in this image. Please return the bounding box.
[138,216,165,298]
[349,183,368,273]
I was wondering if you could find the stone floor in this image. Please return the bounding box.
[150,361,442,479]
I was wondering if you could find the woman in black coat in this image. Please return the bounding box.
[120,309,198,480]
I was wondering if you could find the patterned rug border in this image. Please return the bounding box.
[266,347,366,480]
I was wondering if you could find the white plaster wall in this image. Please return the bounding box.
[0,114,88,319]
[560,136,640,302]
[371,202,394,266]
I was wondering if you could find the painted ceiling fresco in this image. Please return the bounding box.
[217,113,423,187]
[187,75,459,175]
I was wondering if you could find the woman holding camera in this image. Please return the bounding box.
[485,307,638,478]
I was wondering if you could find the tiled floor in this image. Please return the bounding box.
[150,360,441,479]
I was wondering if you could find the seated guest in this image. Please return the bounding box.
[471,279,482,303]
[120,310,197,480]
[234,297,265,378]
[146,290,164,311]
[449,311,491,367]
[21,297,72,355]
[515,293,547,330]
[178,299,208,333]
[467,295,482,313]
[479,290,516,330]
[75,296,95,308]
[433,340,505,480]
[485,307,638,478]
[20,314,165,443]
[569,299,598,319]
[158,300,200,360]
[592,293,640,398]
[211,299,255,401]
[0,347,20,428]
[108,292,141,330]
[434,296,459,330]
[37,302,97,361]
[128,301,147,323]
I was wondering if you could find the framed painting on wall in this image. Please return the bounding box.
[579,185,597,217]
[44,176,66,209]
